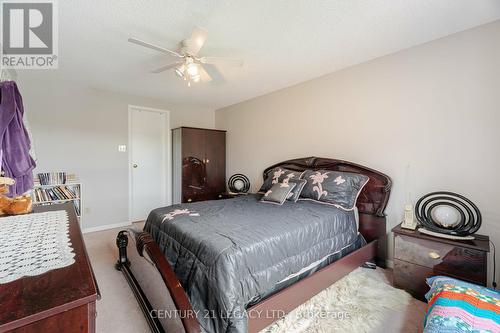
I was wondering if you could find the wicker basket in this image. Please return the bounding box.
[0,180,33,216]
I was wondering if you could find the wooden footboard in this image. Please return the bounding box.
[116,229,377,333]
[115,229,201,333]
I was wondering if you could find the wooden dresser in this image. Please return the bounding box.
[0,203,99,332]
[172,127,226,204]
[392,223,489,301]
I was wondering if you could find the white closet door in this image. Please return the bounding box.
[129,107,169,222]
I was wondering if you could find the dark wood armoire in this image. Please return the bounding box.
[172,127,226,204]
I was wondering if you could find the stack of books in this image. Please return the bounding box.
[37,172,68,185]
[32,185,79,203]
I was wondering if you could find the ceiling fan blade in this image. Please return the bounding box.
[201,63,225,84]
[150,62,183,74]
[128,37,182,58]
[199,65,213,82]
[187,26,208,55]
[199,56,243,67]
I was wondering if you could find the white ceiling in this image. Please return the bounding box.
[19,0,500,109]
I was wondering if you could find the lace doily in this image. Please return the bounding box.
[0,210,75,284]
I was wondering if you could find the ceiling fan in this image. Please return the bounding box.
[129,26,243,86]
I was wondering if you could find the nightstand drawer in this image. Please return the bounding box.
[393,259,432,301]
[395,234,452,268]
[394,234,487,285]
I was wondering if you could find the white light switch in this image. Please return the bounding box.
[118,145,127,152]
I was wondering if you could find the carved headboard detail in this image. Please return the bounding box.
[263,157,392,217]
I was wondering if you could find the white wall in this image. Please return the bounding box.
[216,21,500,283]
[18,77,215,231]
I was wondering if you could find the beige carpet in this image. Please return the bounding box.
[84,226,427,333]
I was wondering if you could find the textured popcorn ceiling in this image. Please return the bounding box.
[19,0,500,109]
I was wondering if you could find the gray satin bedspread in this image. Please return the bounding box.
[144,194,358,333]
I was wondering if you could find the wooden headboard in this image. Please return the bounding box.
[263,157,392,265]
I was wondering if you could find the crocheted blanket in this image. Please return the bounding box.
[424,276,500,333]
[0,210,75,284]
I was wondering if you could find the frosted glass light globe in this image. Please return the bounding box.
[187,63,199,76]
[233,179,244,191]
[431,205,461,228]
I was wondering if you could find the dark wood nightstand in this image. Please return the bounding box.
[392,223,489,301]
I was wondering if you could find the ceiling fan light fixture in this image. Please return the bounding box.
[129,27,243,85]
[186,63,199,76]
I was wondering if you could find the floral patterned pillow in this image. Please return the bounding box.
[286,178,307,202]
[260,182,297,205]
[258,167,303,193]
[299,170,369,210]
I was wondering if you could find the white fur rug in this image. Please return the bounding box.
[261,267,412,333]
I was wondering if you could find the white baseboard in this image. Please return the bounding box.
[83,221,132,234]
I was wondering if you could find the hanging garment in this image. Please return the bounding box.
[0,81,36,196]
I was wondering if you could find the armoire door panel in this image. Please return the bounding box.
[205,130,226,199]
[181,128,208,202]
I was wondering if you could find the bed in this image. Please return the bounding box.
[115,157,392,333]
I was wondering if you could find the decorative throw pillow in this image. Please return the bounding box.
[286,178,307,202]
[261,182,296,205]
[258,167,303,193]
[299,170,369,210]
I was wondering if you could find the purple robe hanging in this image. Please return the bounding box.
[0,81,36,196]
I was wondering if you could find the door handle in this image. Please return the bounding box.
[132,163,138,168]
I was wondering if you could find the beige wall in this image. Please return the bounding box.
[216,21,500,279]
[19,77,215,230]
